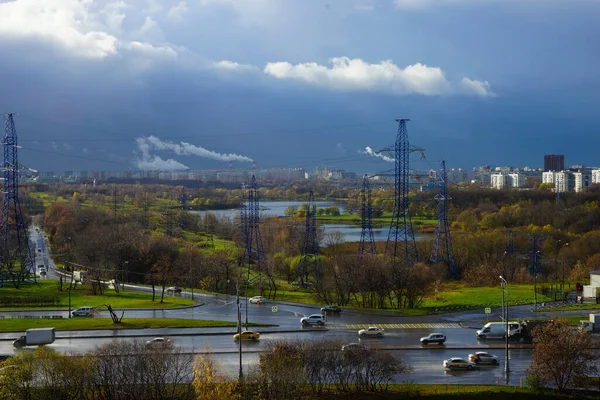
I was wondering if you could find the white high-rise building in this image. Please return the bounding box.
[543,171,576,193]
[574,171,592,192]
[490,173,525,189]
[592,169,600,184]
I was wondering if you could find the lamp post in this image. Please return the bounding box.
[236,281,243,380]
[562,243,569,294]
[122,261,128,291]
[533,250,540,311]
[500,276,510,376]
[554,240,561,299]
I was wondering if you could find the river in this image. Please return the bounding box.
[196,201,424,244]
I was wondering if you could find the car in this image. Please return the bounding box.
[166,286,182,293]
[248,296,266,304]
[300,314,325,326]
[443,357,476,370]
[321,305,341,314]
[358,326,385,338]
[233,330,260,341]
[71,306,94,317]
[145,337,171,347]
[468,352,499,365]
[420,333,446,345]
[341,343,366,351]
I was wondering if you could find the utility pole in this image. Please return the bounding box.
[236,281,243,380]
[500,276,510,377]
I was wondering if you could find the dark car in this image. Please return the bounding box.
[321,305,341,314]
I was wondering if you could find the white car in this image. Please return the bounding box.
[468,352,499,365]
[248,296,266,304]
[71,306,93,317]
[443,357,476,370]
[358,326,385,338]
[145,337,171,347]
[300,314,325,326]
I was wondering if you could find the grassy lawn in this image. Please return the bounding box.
[539,303,600,312]
[0,317,271,332]
[246,280,553,316]
[378,384,591,400]
[0,281,196,310]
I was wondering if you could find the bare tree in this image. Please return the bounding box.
[526,319,599,392]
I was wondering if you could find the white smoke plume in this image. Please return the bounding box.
[141,135,254,163]
[134,137,189,171]
[360,146,394,163]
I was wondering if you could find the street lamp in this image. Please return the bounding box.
[533,250,540,311]
[236,281,243,380]
[554,240,561,298]
[500,275,510,376]
[562,243,569,294]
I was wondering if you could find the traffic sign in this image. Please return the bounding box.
[271,306,278,313]
[484,307,492,314]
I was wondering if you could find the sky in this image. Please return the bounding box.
[0,0,599,174]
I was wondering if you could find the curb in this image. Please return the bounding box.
[0,302,205,314]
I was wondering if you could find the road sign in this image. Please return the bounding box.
[271,306,278,313]
[484,307,492,314]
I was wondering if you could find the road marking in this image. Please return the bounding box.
[328,323,462,330]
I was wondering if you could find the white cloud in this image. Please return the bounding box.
[360,146,394,162]
[213,60,259,72]
[264,56,493,96]
[82,148,89,154]
[167,1,189,19]
[460,77,497,97]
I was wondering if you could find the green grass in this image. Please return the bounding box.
[0,317,271,332]
[247,280,554,316]
[539,303,600,312]
[0,281,196,310]
[377,384,593,400]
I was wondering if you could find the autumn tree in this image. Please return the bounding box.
[526,319,598,391]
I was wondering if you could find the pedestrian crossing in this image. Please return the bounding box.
[328,322,461,330]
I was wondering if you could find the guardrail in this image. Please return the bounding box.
[8,315,63,319]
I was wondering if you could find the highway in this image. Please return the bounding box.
[0,328,532,384]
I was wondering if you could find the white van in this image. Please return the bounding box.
[72,306,94,317]
[476,321,520,339]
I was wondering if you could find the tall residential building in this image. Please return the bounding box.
[490,173,525,189]
[544,154,565,172]
[543,171,573,193]
[592,169,600,184]
[574,171,592,192]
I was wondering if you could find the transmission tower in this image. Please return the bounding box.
[384,119,418,267]
[112,188,118,219]
[179,187,187,229]
[241,176,264,274]
[528,234,544,276]
[297,191,321,286]
[1,113,34,286]
[358,174,376,257]
[141,192,149,228]
[430,160,458,278]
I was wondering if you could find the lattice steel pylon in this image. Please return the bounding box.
[1,113,34,287]
[241,176,264,274]
[384,119,418,267]
[430,160,458,278]
[358,174,376,257]
[179,187,187,229]
[528,234,543,276]
[298,190,321,286]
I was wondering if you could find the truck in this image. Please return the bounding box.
[13,328,56,348]
[73,271,86,283]
[508,320,553,343]
[476,321,521,339]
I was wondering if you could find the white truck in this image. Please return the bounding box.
[13,328,56,348]
[73,271,86,283]
[476,321,521,339]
